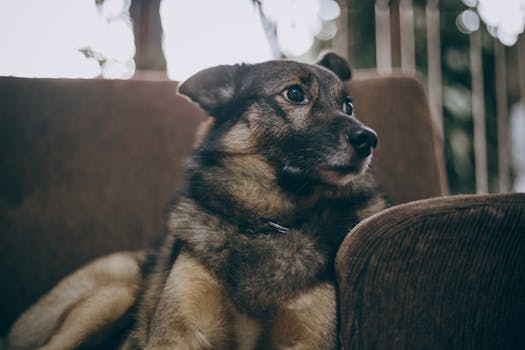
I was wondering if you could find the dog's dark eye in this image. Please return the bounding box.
[342,99,354,115]
[283,85,309,104]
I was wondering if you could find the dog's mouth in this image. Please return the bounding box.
[322,164,361,174]
[317,157,371,186]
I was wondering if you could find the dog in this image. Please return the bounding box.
[6,52,388,350]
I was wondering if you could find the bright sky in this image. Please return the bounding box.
[0,0,135,78]
[0,0,339,80]
[161,0,340,80]
[160,0,273,81]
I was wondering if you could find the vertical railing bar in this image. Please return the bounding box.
[494,39,510,192]
[375,0,392,74]
[514,34,525,192]
[334,0,350,61]
[399,0,416,73]
[519,35,525,105]
[470,29,489,194]
[426,0,443,138]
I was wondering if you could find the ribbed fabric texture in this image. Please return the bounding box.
[336,193,525,349]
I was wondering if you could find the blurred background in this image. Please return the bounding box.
[1,0,524,195]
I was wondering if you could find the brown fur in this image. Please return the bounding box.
[6,53,388,350]
[7,252,145,350]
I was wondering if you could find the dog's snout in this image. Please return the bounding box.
[345,127,378,158]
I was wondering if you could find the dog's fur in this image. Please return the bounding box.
[6,53,387,350]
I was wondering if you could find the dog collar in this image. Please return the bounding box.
[268,220,289,233]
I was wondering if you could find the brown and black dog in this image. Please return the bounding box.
[7,53,387,350]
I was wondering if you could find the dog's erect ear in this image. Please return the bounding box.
[178,64,240,114]
[316,52,352,81]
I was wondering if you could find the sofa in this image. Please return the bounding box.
[1,73,524,348]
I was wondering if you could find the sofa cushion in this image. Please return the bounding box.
[336,193,525,349]
[0,72,446,334]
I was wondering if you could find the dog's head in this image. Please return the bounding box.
[179,53,377,191]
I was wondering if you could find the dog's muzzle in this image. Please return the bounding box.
[345,127,378,158]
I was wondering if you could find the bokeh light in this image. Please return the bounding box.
[476,0,525,45]
[261,0,341,57]
[456,9,480,34]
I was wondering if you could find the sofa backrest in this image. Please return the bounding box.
[0,77,207,333]
[0,73,446,334]
[348,72,447,204]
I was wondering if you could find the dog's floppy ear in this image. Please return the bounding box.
[178,64,240,114]
[316,52,352,81]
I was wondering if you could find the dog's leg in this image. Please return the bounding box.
[143,251,233,350]
[264,282,337,350]
[7,251,144,350]
[38,283,136,350]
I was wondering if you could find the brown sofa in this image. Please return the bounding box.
[1,74,524,348]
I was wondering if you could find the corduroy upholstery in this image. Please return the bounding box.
[336,193,525,349]
[0,74,523,349]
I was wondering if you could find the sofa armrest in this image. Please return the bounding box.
[336,193,525,349]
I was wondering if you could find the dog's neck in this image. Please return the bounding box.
[188,153,320,224]
[187,151,377,228]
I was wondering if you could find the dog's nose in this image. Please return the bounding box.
[345,127,378,158]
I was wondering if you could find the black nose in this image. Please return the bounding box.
[346,127,378,158]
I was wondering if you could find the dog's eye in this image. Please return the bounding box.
[342,99,354,115]
[283,85,309,104]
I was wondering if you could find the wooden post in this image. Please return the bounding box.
[375,0,392,74]
[334,0,350,61]
[130,0,166,71]
[389,0,401,68]
[426,0,443,138]
[494,39,510,192]
[399,0,415,73]
[470,29,488,193]
[519,35,525,106]
[513,34,525,192]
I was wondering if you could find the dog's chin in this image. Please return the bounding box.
[318,157,371,186]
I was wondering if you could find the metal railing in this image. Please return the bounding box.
[337,0,525,194]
